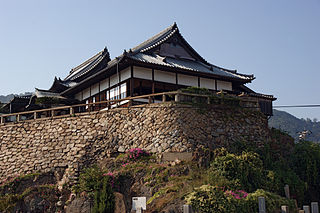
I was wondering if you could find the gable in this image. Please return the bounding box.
[159,42,194,60]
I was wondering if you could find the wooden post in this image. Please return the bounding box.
[128,100,133,107]
[34,112,37,120]
[70,107,74,115]
[0,116,4,124]
[162,94,166,102]
[207,97,210,104]
[175,94,180,102]
[17,114,20,122]
[148,96,152,104]
[51,110,55,117]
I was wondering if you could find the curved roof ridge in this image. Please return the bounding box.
[131,23,177,53]
[64,48,110,81]
[69,50,103,75]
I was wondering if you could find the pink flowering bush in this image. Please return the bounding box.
[127,148,150,161]
[186,185,295,213]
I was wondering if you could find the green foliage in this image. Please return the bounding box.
[0,185,59,212]
[179,87,240,107]
[179,87,211,95]
[35,97,61,105]
[93,176,115,213]
[185,185,295,213]
[77,166,115,213]
[185,185,235,213]
[245,189,296,212]
[290,141,320,201]
[208,151,265,192]
[0,194,18,212]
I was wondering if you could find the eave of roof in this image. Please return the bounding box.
[63,47,110,82]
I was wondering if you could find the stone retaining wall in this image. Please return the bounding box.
[0,103,270,180]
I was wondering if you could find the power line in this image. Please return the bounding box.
[274,104,320,108]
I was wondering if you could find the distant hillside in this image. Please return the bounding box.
[0,94,14,103]
[0,92,32,104]
[269,109,320,142]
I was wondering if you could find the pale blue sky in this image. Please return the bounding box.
[0,0,319,119]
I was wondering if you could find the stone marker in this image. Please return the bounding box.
[183,204,193,213]
[311,202,319,213]
[281,205,289,213]
[132,197,146,213]
[284,184,290,199]
[303,205,311,213]
[258,196,266,213]
[299,210,305,213]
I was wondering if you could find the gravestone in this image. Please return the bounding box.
[183,204,193,213]
[284,184,290,199]
[281,205,289,213]
[303,205,310,213]
[311,202,319,213]
[258,197,266,213]
[132,197,146,213]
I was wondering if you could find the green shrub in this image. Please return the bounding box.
[185,185,295,213]
[77,166,115,213]
[185,185,236,213]
[208,151,265,192]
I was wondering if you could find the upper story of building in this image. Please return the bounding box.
[1,23,275,116]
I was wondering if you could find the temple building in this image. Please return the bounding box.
[2,23,275,115]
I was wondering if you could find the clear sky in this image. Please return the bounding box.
[0,0,319,119]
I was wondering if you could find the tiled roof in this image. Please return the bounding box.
[64,47,110,81]
[127,23,254,81]
[129,53,253,80]
[60,23,256,95]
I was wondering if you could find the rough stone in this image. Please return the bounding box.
[0,103,269,180]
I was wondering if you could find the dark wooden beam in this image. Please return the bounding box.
[130,66,134,97]
[215,79,218,91]
[152,68,155,94]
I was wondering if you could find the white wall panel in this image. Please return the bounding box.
[217,80,232,91]
[133,66,152,80]
[178,74,198,87]
[100,78,109,91]
[200,78,215,90]
[91,83,99,96]
[75,92,82,101]
[154,70,176,84]
[110,74,118,87]
[83,88,90,100]
[120,67,131,81]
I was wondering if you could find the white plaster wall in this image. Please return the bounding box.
[75,92,82,101]
[154,70,176,84]
[110,74,118,87]
[83,88,90,100]
[100,78,109,91]
[91,83,99,96]
[200,78,215,90]
[217,80,232,91]
[120,67,131,81]
[178,74,198,87]
[133,66,152,80]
